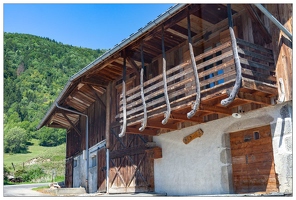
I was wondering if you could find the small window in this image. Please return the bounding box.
[254,131,260,140]
[91,155,97,168]
[74,159,77,168]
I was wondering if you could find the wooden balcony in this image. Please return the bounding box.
[117,38,277,135]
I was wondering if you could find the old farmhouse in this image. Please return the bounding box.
[37,4,292,195]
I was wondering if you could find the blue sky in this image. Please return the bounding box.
[3,3,175,50]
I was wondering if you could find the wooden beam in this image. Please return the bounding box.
[170,112,204,123]
[200,104,232,115]
[61,111,81,136]
[48,123,66,129]
[146,120,178,130]
[109,144,147,159]
[126,57,140,78]
[244,4,272,43]
[84,84,106,109]
[105,82,111,149]
[236,91,272,105]
[242,78,278,95]
[167,28,188,39]
[81,76,108,88]
[126,127,158,136]
[74,53,121,82]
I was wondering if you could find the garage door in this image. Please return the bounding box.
[230,125,279,194]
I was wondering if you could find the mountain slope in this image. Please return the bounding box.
[4,32,106,145]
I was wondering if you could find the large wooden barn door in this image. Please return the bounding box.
[108,128,154,193]
[230,125,279,194]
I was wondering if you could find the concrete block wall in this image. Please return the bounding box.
[270,102,293,194]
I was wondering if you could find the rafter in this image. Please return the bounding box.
[61,111,81,136]
[126,56,140,78]
[84,84,106,108]
[244,4,272,43]
[81,76,108,88]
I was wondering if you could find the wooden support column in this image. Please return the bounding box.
[119,52,127,138]
[105,82,111,149]
[221,4,242,107]
[161,25,171,125]
[139,41,147,132]
[186,7,201,119]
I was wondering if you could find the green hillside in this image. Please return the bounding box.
[3,32,106,183]
[4,139,66,183]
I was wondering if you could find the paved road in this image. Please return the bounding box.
[3,183,51,197]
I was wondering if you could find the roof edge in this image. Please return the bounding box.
[37,3,187,130]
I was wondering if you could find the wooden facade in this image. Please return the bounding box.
[38,4,292,195]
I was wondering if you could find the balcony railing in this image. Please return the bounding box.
[117,38,277,130]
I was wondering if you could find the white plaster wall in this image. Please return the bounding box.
[87,140,106,193]
[153,101,292,195]
[88,153,97,193]
[72,141,106,192]
[73,154,86,188]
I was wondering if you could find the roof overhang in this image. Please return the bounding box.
[37,3,250,130]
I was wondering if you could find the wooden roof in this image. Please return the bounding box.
[38,4,248,130]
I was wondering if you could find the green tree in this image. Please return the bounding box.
[4,32,107,145]
[4,127,29,153]
[38,128,66,147]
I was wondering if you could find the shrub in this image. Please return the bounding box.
[4,126,28,153]
[15,166,45,182]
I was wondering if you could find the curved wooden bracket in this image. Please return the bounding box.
[186,9,201,119]
[221,4,242,107]
[161,25,171,125]
[139,42,148,131]
[119,56,127,137]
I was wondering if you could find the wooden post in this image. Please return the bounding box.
[105,82,111,149]
[161,25,171,125]
[186,7,201,119]
[11,162,15,171]
[119,52,127,137]
[105,81,111,193]
[221,4,242,107]
[139,41,148,131]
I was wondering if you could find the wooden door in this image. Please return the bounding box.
[108,127,155,193]
[97,148,106,192]
[230,125,279,194]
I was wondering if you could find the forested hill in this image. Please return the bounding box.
[3,32,106,150]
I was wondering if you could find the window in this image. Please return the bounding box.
[91,155,97,168]
[254,131,260,140]
[74,159,77,168]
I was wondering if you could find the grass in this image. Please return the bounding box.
[4,139,65,165]
[4,139,66,184]
[32,185,49,191]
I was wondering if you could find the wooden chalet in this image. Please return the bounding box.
[38,4,292,195]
